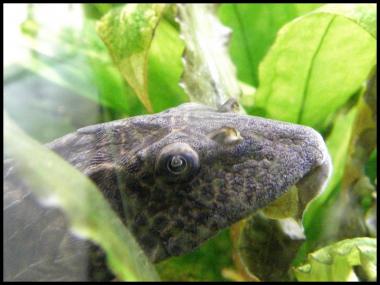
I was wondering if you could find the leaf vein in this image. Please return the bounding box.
[297,15,336,124]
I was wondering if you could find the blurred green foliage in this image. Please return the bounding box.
[5,3,376,282]
[4,113,159,281]
[156,229,233,281]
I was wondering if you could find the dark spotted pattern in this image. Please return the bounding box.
[47,102,331,262]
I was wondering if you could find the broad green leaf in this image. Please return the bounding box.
[316,4,376,38]
[254,4,376,130]
[89,12,187,115]
[177,4,241,108]
[238,80,256,108]
[82,20,146,117]
[97,4,166,112]
[294,238,376,281]
[21,15,185,118]
[218,4,321,88]
[161,4,180,30]
[90,15,188,115]
[4,113,159,281]
[147,18,188,112]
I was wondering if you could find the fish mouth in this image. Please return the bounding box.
[295,154,332,217]
[272,156,332,240]
[286,125,332,220]
[295,127,332,216]
[259,141,332,240]
[261,127,332,222]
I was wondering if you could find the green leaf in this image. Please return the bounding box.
[294,238,376,281]
[147,18,188,112]
[218,4,321,88]
[316,4,376,38]
[19,12,155,117]
[4,113,159,281]
[20,8,186,117]
[177,4,241,107]
[238,81,256,108]
[97,4,167,112]
[254,4,376,130]
[82,20,146,117]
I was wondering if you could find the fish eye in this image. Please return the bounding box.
[167,155,188,174]
[156,143,199,183]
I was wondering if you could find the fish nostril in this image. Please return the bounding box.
[265,153,275,161]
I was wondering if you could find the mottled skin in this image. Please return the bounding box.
[4,101,331,280]
[47,101,331,262]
